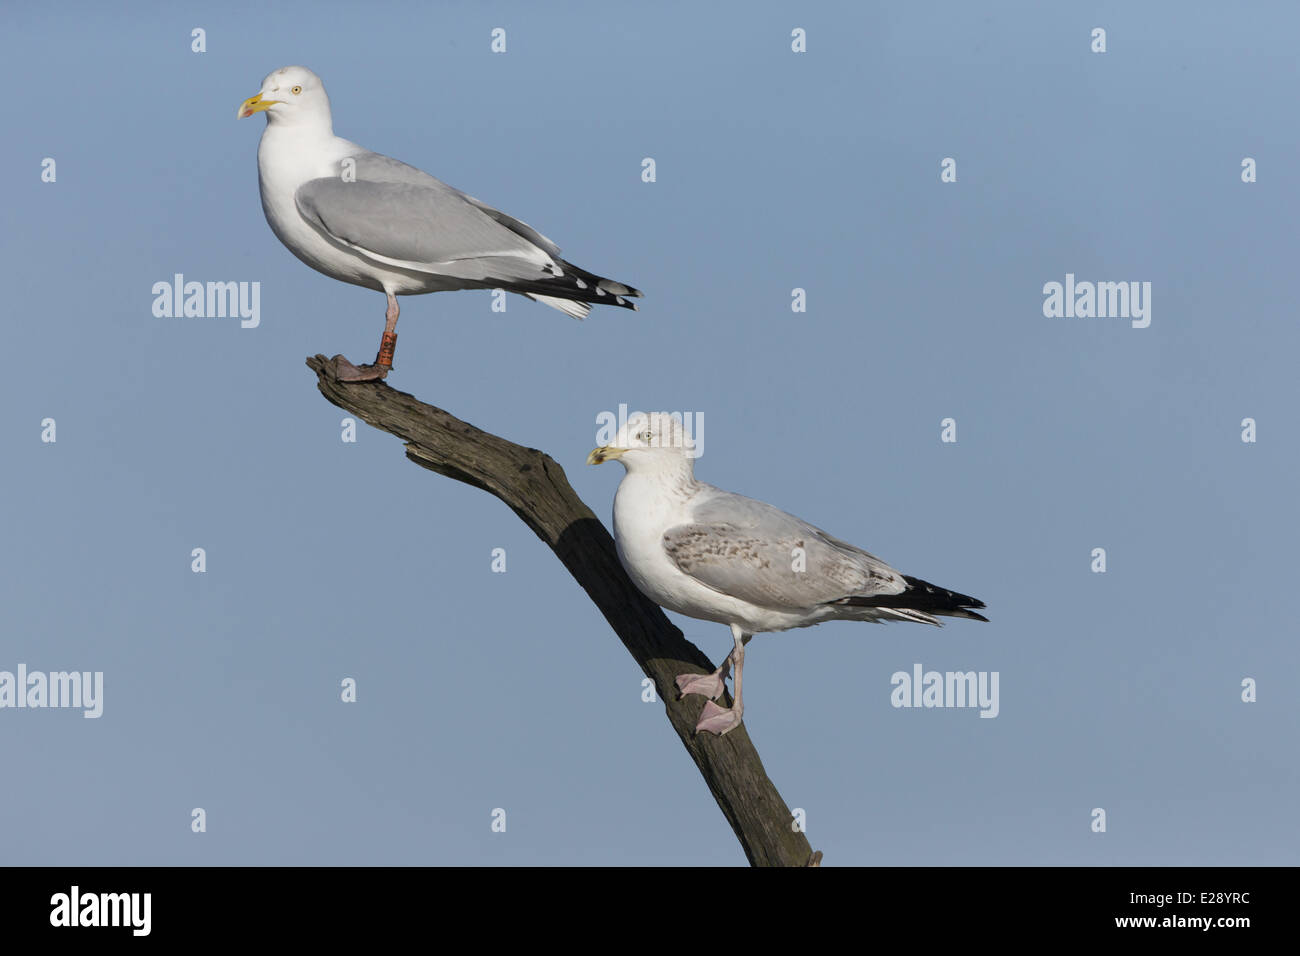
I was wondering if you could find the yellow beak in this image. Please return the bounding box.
[237,93,279,120]
[586,446,626,465]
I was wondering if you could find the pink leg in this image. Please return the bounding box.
[691,626,749,736]
[335,293,400,382]
[675,630,751,700]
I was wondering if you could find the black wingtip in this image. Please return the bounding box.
[899,575,987,618]
[834,574,987,622]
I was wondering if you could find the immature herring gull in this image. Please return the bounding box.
[238,65,641,381]
[588,413,988,736]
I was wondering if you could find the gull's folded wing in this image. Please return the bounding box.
[662,492,908,611]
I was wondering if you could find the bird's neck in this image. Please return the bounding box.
[625,457,700,495]
[258,121,352,185]
[264,111,335,137]
[613,463,701,549]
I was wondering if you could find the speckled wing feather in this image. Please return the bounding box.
[661,490,908,611]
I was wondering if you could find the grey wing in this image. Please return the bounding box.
[294,153,556,277]
[662,493,908,611]
[348,152,565,258]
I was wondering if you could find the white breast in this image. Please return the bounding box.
[613,474,780,630]
[256,128,410,294]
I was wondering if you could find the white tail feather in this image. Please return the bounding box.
[525,293,591,319]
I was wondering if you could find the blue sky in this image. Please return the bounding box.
[1,0,1296,865]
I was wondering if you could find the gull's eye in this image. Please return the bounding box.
[639,431,651,442]
[291,85,303,95]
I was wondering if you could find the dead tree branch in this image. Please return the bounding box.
[306,355,820,866]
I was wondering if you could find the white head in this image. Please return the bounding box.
[587,411,697,474]
[236,65,332,130]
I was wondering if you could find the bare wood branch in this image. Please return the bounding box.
[306,355,819,866]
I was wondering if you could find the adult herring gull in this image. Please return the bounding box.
[238,65,642,381]
[588,413,988,736]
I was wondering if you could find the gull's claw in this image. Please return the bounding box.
[332,354,391,382]
[675,671,726,701]
[694,699,743,736]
